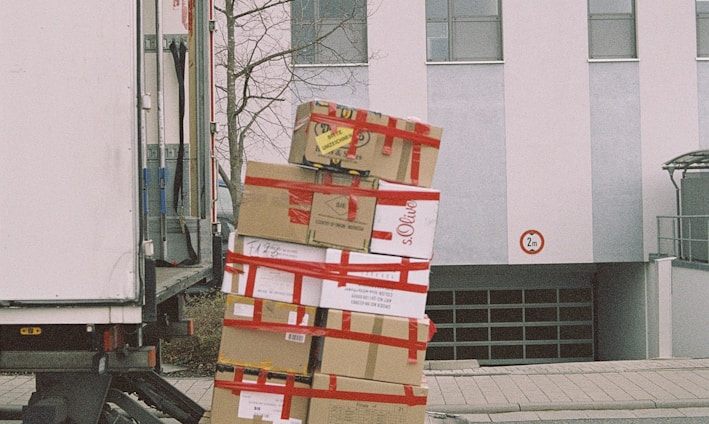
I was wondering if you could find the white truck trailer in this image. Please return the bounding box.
[1,1,220,422]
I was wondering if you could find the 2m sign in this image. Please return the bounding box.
[520,230,544,255]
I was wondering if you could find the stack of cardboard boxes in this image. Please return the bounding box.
[210,100,443,423]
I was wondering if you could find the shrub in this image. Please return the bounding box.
[161,289,225,376]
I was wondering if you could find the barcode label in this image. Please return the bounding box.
[285,333,306,343]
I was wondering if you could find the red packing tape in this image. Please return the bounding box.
[309,110,440,149]
[214,374,427,407]
[225,250,430,294]
[222,318,427,359]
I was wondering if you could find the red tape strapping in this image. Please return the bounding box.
[221,318,428,358]
[245,175,440,202]
[214,375,427,407]
[309,111,440,149]
[225,250,430,294]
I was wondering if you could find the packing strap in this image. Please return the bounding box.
[225,366,297,420]
[224,250,430,294]
[215,372,427,418]
[340,310,422,364]
[223,310,429,362]
[310,104,439,185]
[310,106,440,150]
[244,174,439,226]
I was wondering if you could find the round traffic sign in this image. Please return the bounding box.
[520,230,544,254]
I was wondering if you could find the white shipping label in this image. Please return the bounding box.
[285,311,308,343]
[237,390,302,423]
[233,303,255,318]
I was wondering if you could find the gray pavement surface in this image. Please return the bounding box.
[2,358,709,423]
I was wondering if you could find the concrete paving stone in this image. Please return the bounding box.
[509,375,550,403]
[583,409,637,419]
[535,409,591,420]
[631,408,688,418]
[586,373,636,401]
[564,373,613,402]
[645,371,697,399]
[602,372,653,400]
[459,414,493,422]
[455,377,489,404]
[669,371,709,397]
[546,374,593,402]
[491,374,529,404]
[628,371,681,400]
[488,411,540,422]
[678,407,709,417]
[474,375,508,404]
[528,374,572,403]
[658,370,709,398]
[438,376,467,405]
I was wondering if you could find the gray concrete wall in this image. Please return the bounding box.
[672,265,709,358]
[589,63,644,262]
[595,263,648,360]
[428,65,508,265]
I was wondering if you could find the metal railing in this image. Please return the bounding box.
[657,215,709,264]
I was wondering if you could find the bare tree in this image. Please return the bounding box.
[213,0,370,224]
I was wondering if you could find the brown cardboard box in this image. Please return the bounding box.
[290,100,442,187]
[211,365,311,423]
[218,295,318,374]
[238,161,378,252]
[320,249,430,319]
[317,309,430,385]
[307,373,428,424]
[222,233,326,306]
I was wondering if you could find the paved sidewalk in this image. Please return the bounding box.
[2,358,709,422]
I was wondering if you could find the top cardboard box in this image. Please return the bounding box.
[290,100,442,188]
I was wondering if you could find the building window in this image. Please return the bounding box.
[588,0,637,59]
[698,1,709,57]
[426,0,503,62]
[291,0,367,65]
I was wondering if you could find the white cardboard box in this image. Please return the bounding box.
[319,249,430,319]
[370,180,439,260]
[222,232,326,306]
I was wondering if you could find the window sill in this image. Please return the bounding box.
[588,58,639,63]
[426,60,504,65]
[292,63,368,68]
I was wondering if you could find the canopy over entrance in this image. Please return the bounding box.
[663,149,709,173]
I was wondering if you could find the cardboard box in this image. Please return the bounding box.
[218,295,318,374]
[320,249,430,319]
[307,373,428,424]
[370,180,440,259]
[290,100,442,187]
[238,161,378,252]
[222,232,326,306]
[317,309,430,385]
[211,365,310,424]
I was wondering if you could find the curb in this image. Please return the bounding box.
[426,398,709,415]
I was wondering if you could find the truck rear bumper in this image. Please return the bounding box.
[0,347,156,373]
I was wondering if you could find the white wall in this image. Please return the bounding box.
[503,1,594,264]
[368,0,428,120]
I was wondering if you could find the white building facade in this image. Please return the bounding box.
[281,0,709,364]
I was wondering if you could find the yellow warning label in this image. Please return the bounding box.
[315,127,354,155]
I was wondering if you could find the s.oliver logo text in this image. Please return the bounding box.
[396,200,418,246]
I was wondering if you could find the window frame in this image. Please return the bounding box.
[697,0,709,58]
[291,0,368,66]
[426,0,504,63]
[587,0,638,60]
